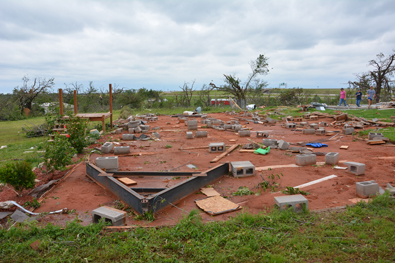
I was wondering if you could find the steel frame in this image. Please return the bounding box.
[86,162,229,214]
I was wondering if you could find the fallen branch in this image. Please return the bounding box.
[210,144,239,163]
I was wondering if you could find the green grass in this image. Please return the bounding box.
[0,192,394,262]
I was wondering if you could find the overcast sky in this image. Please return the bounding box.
[1,0,394,94]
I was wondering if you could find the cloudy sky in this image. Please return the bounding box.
[1,0,394,93]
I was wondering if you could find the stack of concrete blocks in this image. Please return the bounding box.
[238,130,250,137]
[114,146,130,155]
[303,129,316,135]
[92,206,126,226]
[195,131,208,138]
[262,139,278,148]
[96,156,119,172]
[356,180,379,198]
[315,128,326,135]
[101,142,114,154]
[310,123,319,130]
[278,140,290,150]
[256,131,269,138]
[319,122,328,127]
[232,125,242,131]
[186,131,194,139]
[115,128,123,134]
[299,122,308,127]
[209,142,226,152]
[295,154,316,166]
[188,120,198,130]
[325,152,339,165]
[343,127,355,135]
[344,162,365,175]
[122,134,135,141]
[285,123,296,129]
[230,161,255,178]
[274,195,309,212]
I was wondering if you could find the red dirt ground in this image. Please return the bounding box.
[1,112,395,227]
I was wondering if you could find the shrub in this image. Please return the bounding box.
[0,161,36,195]
[119,106,132,119]
[66,115,89,153]
[43,134,77,172]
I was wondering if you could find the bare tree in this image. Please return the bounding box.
[179,80,195,107]
[13,76,55,114]
[63,81,83,104]
[350,74,371,93]
[198,84,213,107]
[211,54,270,107]
[368,51,395,102]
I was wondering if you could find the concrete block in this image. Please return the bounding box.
[344,162,365,175]
[356,180,379,198]
[224,124,233,130]
[101,142,114,154]
[152,132,160,139]
[256,131,269,138]
[128,128,135,133]
[122,134,135,141]
[134,127,142,133]
[343,127,355,135]
[315,128,326,135]
[299,122,308,127]
[278,140,290,150]
[295,154,316,166]
[266,117,275,123]
[195,131,208,138]
[303,129,315,135]
[140,125,150,131]
[186,131,194,139]
[114,146,130,155]
[325,152,339,165]
[209,142,226,152]
[238,130,251,137]
[262,139,277,147]
[319,122,328,127]
[230,161,255,178]
[96,156,119,172]
[206,121,212,127]
[232,125,242,131]
[274,195,308,212]
[115,128,123,134]
[310,123,319,130]
[92,206,126,226]
[285,123,296,129]
[294,117,302,122]
[127,121,140,128]
[368,132,384,140]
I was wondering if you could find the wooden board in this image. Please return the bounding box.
[210,144,239,163]
[239,149,256,153]
[367,140,385,145]
[200,188,221,197]
[256,164,301,171]
[195,195,241,215]
[340,145,349,150]
[117,177,137,186]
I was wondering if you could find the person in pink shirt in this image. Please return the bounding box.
[338,88,347,106]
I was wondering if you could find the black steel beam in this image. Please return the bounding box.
[147,163,229,213]
[130,188,166,193]
[112,171,200,177]
[86,163,147,214]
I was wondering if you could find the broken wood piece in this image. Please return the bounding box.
[200,188,220,197]
[99,173,114,177]
[117,177,137,186]
[293,175,337,189]
[195,195,241,215]
[239,149,256,153]
[340,146,349,150]
[367,140,385,145]
[210,144,239,163]
[256,164,301,171]
[334,166,347,170]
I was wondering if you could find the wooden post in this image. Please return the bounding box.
[59,89,63,116]
[102,115,105,132]
[74,90,78,115]
[109,84,113,129]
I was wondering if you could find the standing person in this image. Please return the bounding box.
[338,88,347,106]
[367,86,376,109]
[355,89,362,107]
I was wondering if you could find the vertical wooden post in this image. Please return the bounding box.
[59,89,63,116]
[109,84,113,129]
[74,90,78,115]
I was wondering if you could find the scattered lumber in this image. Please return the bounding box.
[367,140,386,145]
[210,144,239,163]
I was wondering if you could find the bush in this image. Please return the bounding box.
[0,161,36,195]
[43,134,77,172]
[119,106,132,119]
[66,115,89,153]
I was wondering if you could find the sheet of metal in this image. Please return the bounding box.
[147,163,229,213]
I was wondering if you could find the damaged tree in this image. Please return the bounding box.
[178,80,195,107]
[211,54,270,108]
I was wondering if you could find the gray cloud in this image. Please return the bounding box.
[0,0,394,93]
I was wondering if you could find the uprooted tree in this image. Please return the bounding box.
[352,50,395,103]
[13,76,55,114]
[210,54,270,107]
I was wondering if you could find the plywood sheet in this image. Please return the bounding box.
[201,188,220,197]
[195,195,241,215]
[118,177,137,186]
